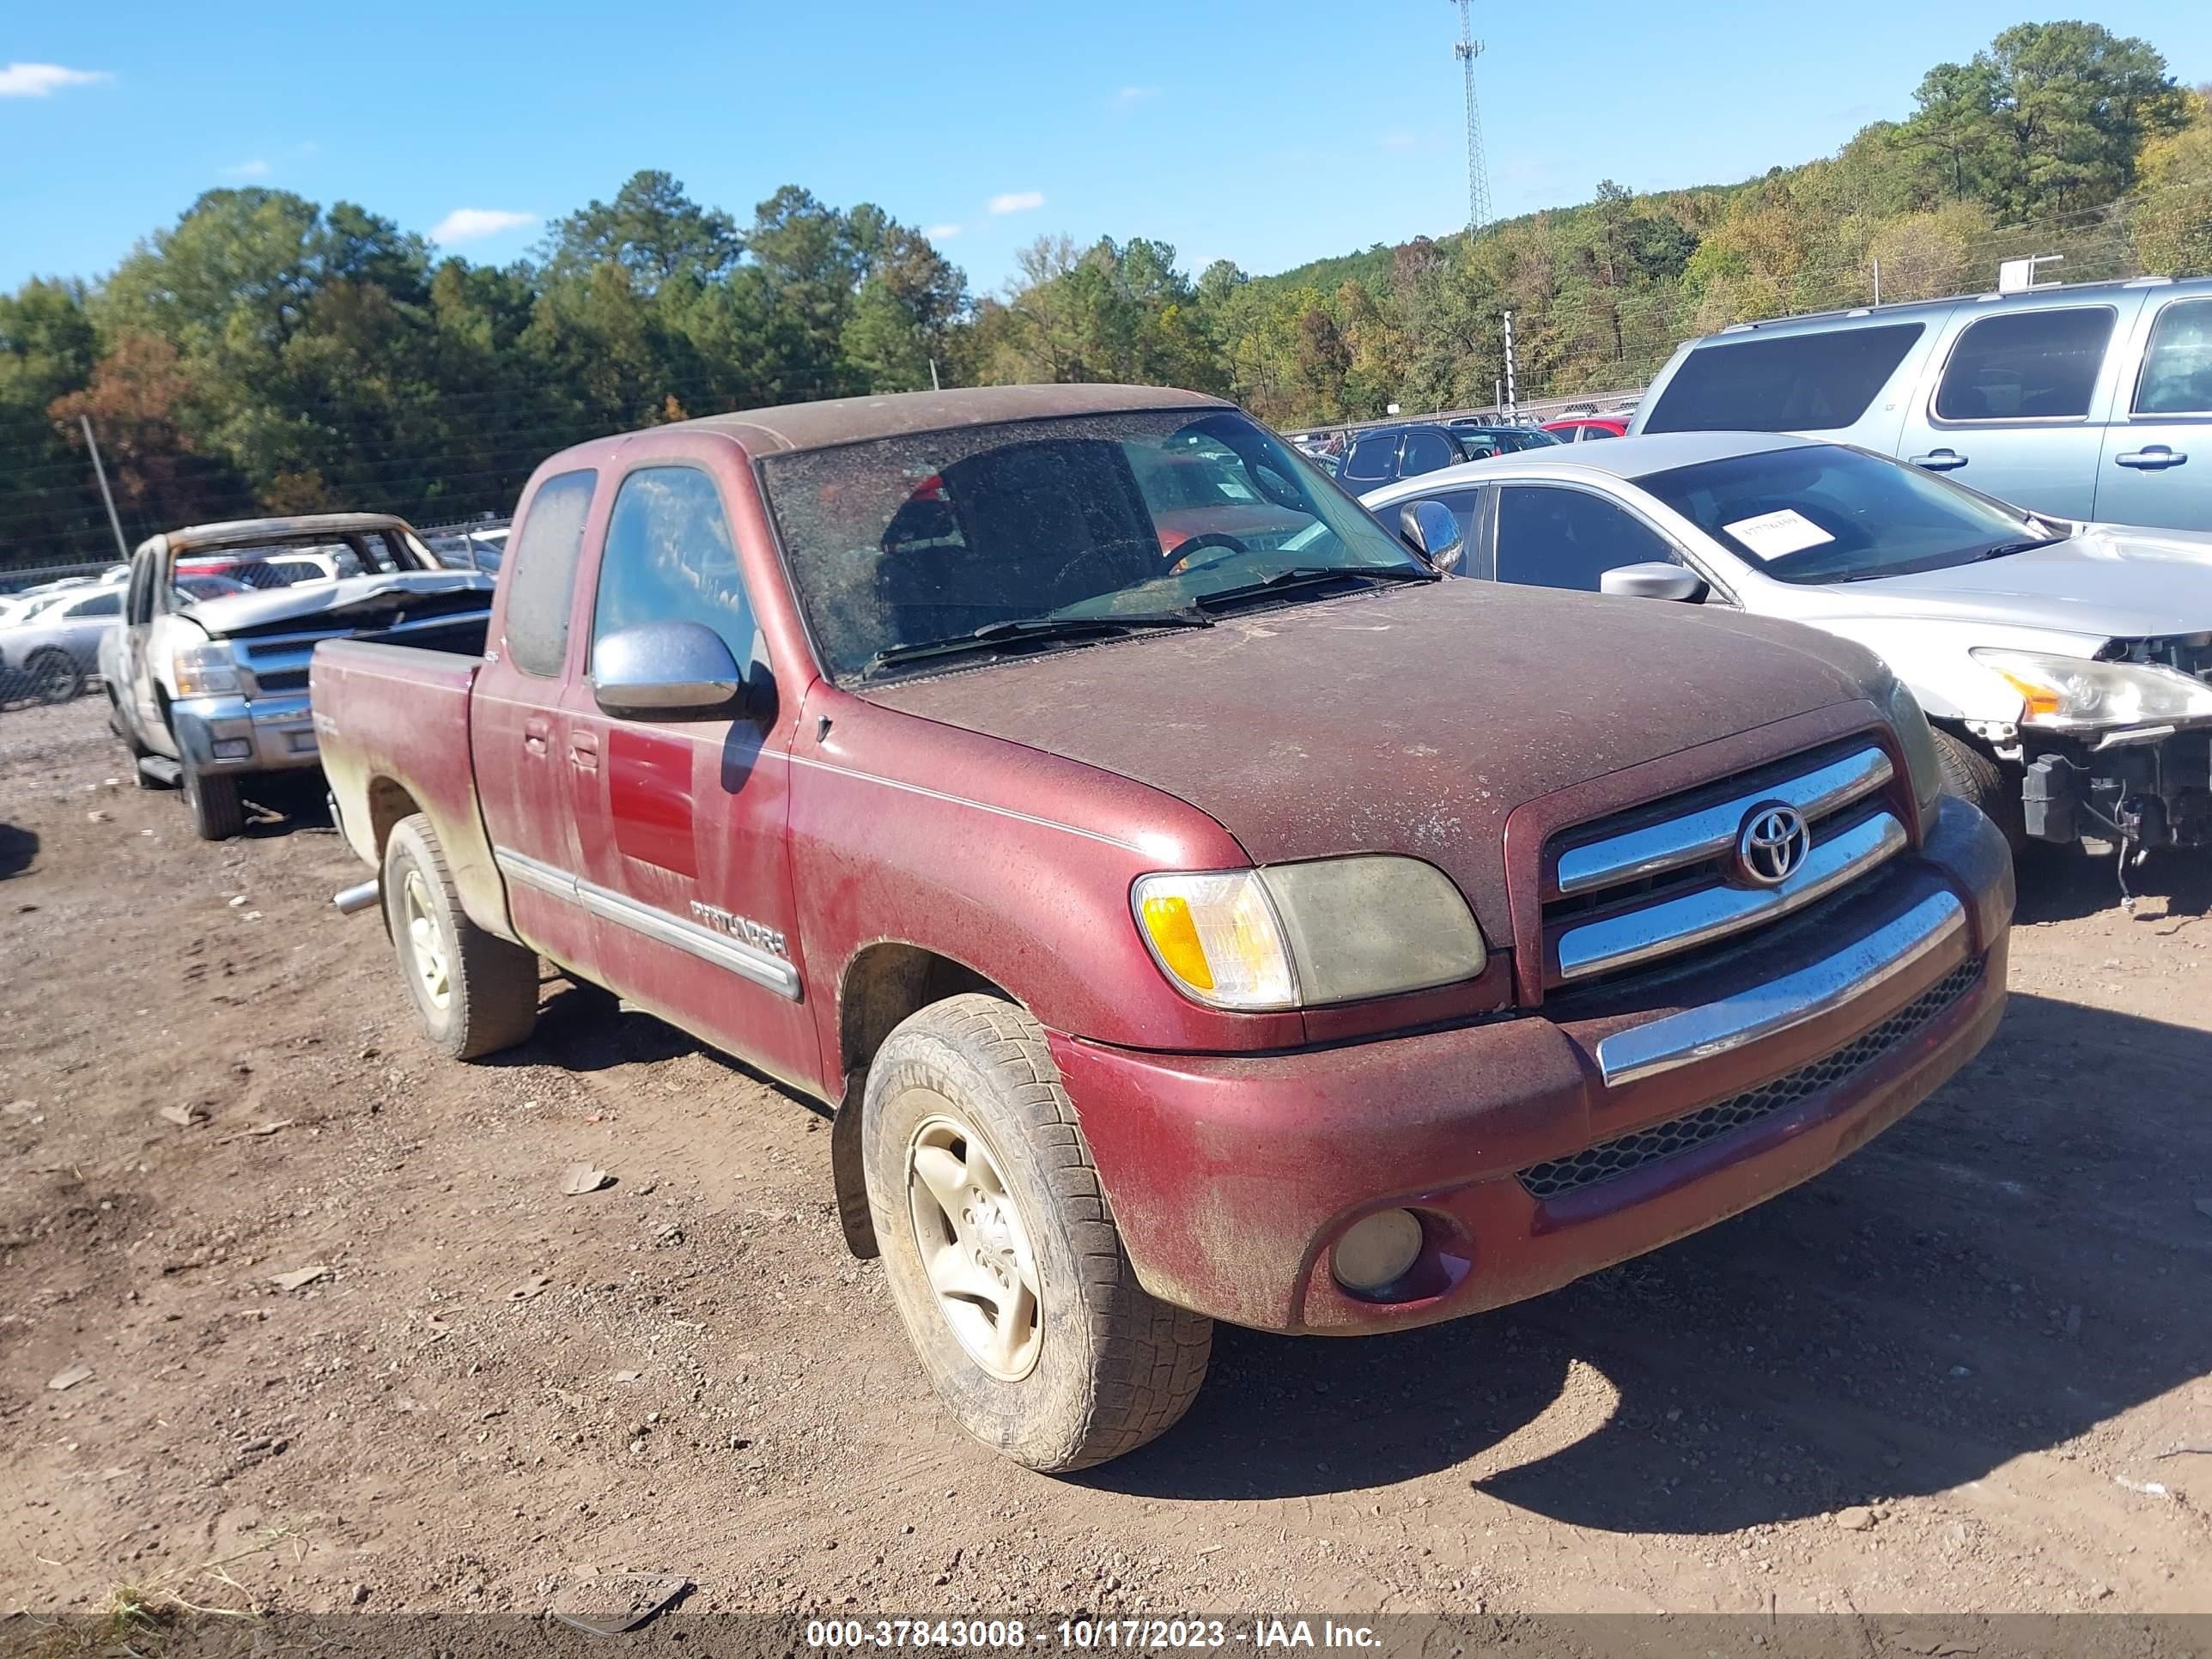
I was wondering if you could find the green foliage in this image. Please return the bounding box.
[3,21,2205,569]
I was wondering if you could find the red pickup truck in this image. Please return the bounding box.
[310,384,2014,1472]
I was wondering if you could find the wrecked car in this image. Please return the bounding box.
[100,513,493,838]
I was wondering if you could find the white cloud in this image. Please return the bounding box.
[428,208,537,246]
[1111,85,1158,107]
[925,223,962,240]
[0,62,110,98]
[223,159,271,179]
[988,191,1045,216]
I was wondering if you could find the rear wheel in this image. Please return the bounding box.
[381,812,538,1060]
[26,649,81,705]
[862,993,1212,1472]
[181,763,244,841]
[1932,728,2024,853]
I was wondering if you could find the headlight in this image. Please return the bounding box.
[1970,647,2212,732]
[1873,669,1944,825]
[173,641,240,697]
[1133,856,1487,1011]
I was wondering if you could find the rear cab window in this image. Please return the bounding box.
[1643,322,1925,434]
[1935,307,2117,422]
[503,470,598,677]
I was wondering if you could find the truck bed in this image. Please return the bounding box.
[311,639,509,938]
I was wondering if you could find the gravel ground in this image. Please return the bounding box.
[1,696,2207,1631]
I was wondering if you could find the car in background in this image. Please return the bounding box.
[0,582,125,703]
[1444,422,1564,459]
[1630,275,2212,532]
[1336,422,1519,492]
[101,512,494,839]
[1360,431,2212,874]
[1542,416,1630,443]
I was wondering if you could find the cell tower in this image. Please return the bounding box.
[1451,0,1492,239]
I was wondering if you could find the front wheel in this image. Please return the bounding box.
[862,994,1212,1472]
[1932,728,2024,853]
[26,649,82,705]
[380,812,538,1060]
[181,763,244,840]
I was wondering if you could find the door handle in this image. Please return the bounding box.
[1908,449,1968,471]
[568,734,599,772]
[2115,447,2187,471]
[523,717,550,756]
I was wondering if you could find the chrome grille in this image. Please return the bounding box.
[1517,957,1983,1201]
[1544,742,1905,988]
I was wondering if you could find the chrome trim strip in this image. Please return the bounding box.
[1555,746,1893,896]
[491,846,800,1001]
[1556,811,1908,981]
[1594,890,1968,1086]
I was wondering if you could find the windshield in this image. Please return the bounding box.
[760,408,1427,681]
[1636,443,2048,584]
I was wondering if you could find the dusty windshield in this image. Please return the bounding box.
[759,409,1429,681]
[1637,443,2054,584]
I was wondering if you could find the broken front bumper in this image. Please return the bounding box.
[2021,729,2212,848]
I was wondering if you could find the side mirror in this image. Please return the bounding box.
[1398,500,1467,574]
[1599,561,1709,604]
[592,621,750,720]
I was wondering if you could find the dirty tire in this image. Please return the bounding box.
[27,649,82,705]
[1933,727,2024,853]
[380,812,538,1060]
[181,763,244,841]
[862,993,1212,1473]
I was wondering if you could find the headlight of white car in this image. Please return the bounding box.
[1970,647,2212,732]
[172,641,240,697]
[1872,668,1945,826]
[1133,856,1487,1011]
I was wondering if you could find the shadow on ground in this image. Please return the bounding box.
[2014,841,2212,926]
[1082,991,2212,1533]
[0,823,37,879]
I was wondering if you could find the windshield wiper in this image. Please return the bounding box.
[859,611,1212,678]
[1973,534,2069,562]
[1192,563,1439,613]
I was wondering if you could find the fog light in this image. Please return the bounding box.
[1331,1209,1425,1295]
[211,738,252,760]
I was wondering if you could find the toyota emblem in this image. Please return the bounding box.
[1734,802,1812,887]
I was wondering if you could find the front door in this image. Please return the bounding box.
[2094,292,2212,532]
[565,462,815,1090]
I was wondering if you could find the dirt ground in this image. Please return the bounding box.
[2,695,2209,1630]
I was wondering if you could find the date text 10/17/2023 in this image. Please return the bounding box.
[804,1619,1384,1650]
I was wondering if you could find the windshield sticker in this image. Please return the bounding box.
[1722,507,1834,561]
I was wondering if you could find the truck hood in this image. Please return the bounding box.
[179,570,493,637]
[1808,526,2212,641]
[863,580,1880,939]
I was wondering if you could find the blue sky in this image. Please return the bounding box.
[5,2,2210,297]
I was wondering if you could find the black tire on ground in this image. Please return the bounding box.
[1933,727,2025,853]
[380,812,539,1060]
[862,992,1212,1473]
[27,649,82,705]
[181,763,245,841]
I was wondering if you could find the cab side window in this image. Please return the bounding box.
[592,465,759,674]
[1496,485,1675,592]
[1340,434,1401,487]
[2133,299,2212,416]
[1400,429,1457,476]
[503,469,597,677]
[1936,307,2116,422]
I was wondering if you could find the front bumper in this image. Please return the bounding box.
[171,690,321,775]
[2021,729,2212,848]
[1057,795,2013,1335]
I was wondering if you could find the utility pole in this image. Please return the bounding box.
[1451,0,1493,240]
[1502,310,1517,419]
[929,357,941,393]
[1871,258,1881,307]
[81,415,131,563]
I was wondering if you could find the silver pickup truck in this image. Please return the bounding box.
[100,513,494,838]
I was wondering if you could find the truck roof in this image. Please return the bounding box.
[671,384,1236,457]
[140,512,422,558]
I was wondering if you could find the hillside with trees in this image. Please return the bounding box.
[3,19,2209,568]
